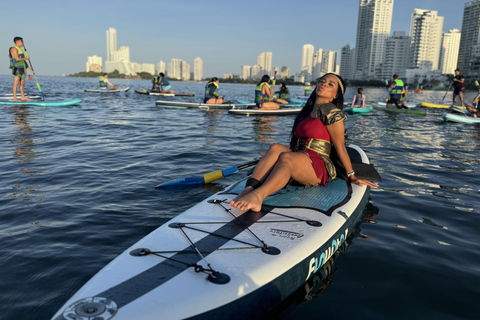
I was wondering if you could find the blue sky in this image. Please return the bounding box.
[0,0,472,77]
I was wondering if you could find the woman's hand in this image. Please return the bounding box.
[348,175,378,188]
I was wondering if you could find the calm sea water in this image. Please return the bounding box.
[0,75,479,320]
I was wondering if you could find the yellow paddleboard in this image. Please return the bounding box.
[419,102,466,109]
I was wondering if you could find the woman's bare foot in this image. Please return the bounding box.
[229,192,263,212]
[229,186,254,206]
[21,98,32,101]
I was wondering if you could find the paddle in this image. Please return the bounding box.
[442,83,452,103]
[155,160,259,188]
[23,44,44,100]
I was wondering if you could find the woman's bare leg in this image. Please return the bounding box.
[258,101,280,110]
[230,143,291,203]
[230,152,321,212]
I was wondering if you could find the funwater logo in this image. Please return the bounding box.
[305,228,348,281]
[269,228,304,240]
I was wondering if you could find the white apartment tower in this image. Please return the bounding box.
[354,0,394,79]
[439,29,461,75]
[86,55,102,72]
[251,65,262,79]
[157,60,166,74]
[241,65,251,80]
[167,59,182,79]
[312,48,323,80]
[383,31,411,79]
[301,44,315,74]
[257,52,272,76]
[458,0,480,76]
[181,60,191,81]
[321,51,337,75]
[409,9,444,70]
[106,28,117,61]
[194,57,203,81]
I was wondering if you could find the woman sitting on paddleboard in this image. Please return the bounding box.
[351,88,366,108]
[255,75,280,110]
[230,73,377,212]
[465,87,480,118]
[273,82,291,105]
[204,77,224,104]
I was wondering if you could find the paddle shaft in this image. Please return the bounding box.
[442,84,452,102]
[23,44,44,100]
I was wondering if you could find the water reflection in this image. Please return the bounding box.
[261,200,379,319]
[13,105,35,163]
[252,116,279,147]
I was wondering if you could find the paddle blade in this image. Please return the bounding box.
[155,176,205,188]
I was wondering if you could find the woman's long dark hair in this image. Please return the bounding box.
[210,77,218,83]
[257,75,270,86]
[279,82,289,94]
[290,73,346,139]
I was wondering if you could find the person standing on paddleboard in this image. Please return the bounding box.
[203,77,224,104]
[230,73,377,212]
[158,73,174,94]
[99,73,116,90]
[452,68,465,107]
[9,37,34,102]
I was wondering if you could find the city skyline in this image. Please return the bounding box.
[0,0,472,77]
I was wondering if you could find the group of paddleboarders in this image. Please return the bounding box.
[229,73,378,212]
[9,37,34,102]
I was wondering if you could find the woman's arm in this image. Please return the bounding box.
[263,84,273,99]
[351,95,356,106]
[326,121,377,188]
[362,95,366,107]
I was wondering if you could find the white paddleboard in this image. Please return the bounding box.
[51,145,373,320]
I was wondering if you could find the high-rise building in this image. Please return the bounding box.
[181,60,191,80]
[157,60,165,74]
[106,28,117,62]
[112,46,130,62]
[251,65,262,79]
[457,0,480,77]
[142,63,155,75]
[383,31,411,79]
[321,51,337,75]
[86,55,102,72]
[241,65,251,80]
[439,29,461,75]
[312,48,323,80]
[354,0,394,79]
[257,52,272,76]
[339,44,356,80]
[409,9,444,70]
[301,44,315,75]
[167,59,182,79]
[194,57,203,81]
[280,66,290,79]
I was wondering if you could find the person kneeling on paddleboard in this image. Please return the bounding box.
[158,73,174,94]
[99,73,116,90]
[203,77,224,104]
[386,74,406,109]
[230,73,378,212]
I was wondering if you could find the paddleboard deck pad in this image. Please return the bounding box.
[52,145,374,320]
[85,87,130,93]
[442,113,480,124]
[228,108,301,115]
[0,99,82,106]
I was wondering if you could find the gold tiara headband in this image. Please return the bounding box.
[330,75,344,95]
